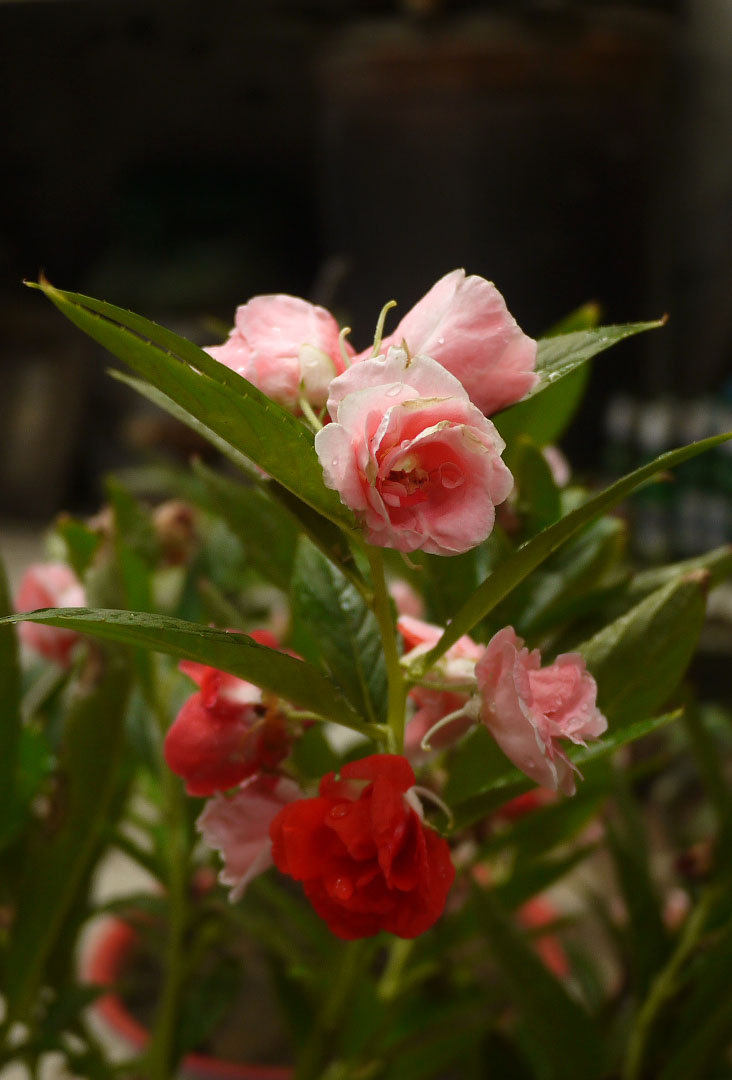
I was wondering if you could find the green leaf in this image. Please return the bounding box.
[292,539,388,726]
[494,321,662,450]
[381,992,495,1080]
[0,726,54,851]
[473,888,606,1080]
[411,432,731,677]
[110,368,259,477]
[447,712,680,830]
[494,844,597,910]
[494,515,627,640]
[579,573,708,728]
[408,529,511,629]
[627,543,732,600]
[444,725,513,807]
[112,373,366,593]
[53,515,102,578]
[191,461,298,592]
[3,651,131,1021]
[271,483,367,596]
[0,553,21,820]
[0,609,376,738]
[106,477,157,613]
[606,768,669,1000]
[660,996,732,1080]
[291,723,342,780]
[481,784,609,862]
[659,914,732,1080]
[512,438,561,534]
[543,301,602,337]
[33,280,355,535]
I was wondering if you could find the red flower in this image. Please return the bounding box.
[164,630,290,796]
[269,754,455,940]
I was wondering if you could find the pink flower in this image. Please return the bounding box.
[542,445,571,489]
[399,616,484,753]
[315,348,513,555]
[361,270,537,416]
[197,775,301,901]
[15,562,86,665]
[518,897,570,978]
[476,628,607,795]
[205,294,353,411]
[388,579,425,621]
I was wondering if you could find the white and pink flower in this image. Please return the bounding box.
[476,627,607,795]
[197,775,301,901]
[315,348,513,555]
[205,294,352,411]
[360,270,537,416]
[398,616,484,754]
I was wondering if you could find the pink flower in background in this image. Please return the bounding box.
[205,294,353,411]
[494,787,557,822]
[518,897,570,978]
[398,615,483,753]
[388,579,425,621]
[361,270,537,416]
[197,775,301,901]
[542,445,571,489]
[315,348,513,555]
[476,627,606,795]
[15,562,86,666]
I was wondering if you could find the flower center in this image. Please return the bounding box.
[379,452,465,509]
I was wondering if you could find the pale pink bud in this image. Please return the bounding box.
[315,348,513,555]
[197,775,301,901]
[360,270,537,416]
[542,445,571,488]
[476,627,606,795]
[398,615,484,754]
[15,562,86,666]
[205,294,352,411]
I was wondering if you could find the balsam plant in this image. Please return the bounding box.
[1,271,731,1080]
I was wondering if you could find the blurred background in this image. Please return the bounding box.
[1,0,731,561]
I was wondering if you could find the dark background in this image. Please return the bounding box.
[1,0,731,522]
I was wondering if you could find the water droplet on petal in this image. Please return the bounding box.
[331,876,354,900]
[437,336,445,345]
[331,457,340,467]
[386,385,402,397]
[329,803,350,819]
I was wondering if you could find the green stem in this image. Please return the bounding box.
[377,938,415,1002]
[299,395,324,432]
[295,940,371,1080]
[623,884,721,1080]
[366,547,406,752]
[143,666,190,1080]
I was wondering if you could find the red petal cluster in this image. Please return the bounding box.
[164,630,290,796]
[270,754,455,940]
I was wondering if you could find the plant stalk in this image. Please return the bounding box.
[365,547,406,751]
[623,884,721,1080]
[143,666,190,1080]
[295,940,371,1080]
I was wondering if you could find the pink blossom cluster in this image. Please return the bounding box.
[206,269,538,556]
[399,617,606,796]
